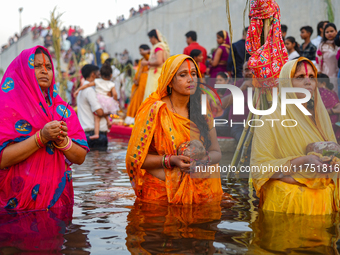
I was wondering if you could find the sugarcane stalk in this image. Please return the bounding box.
[236,94,260,171]
[230,104,254,167]
[225,0,237,83]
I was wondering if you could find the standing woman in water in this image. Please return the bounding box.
[127,54,228,204]
[0,46,88,210]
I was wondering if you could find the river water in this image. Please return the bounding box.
[1,138,340,254]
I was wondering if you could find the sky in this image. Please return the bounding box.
[0,0,155,47]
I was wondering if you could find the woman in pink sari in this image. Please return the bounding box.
[0,46,88,211]
[317,73,340,142]
[209,30,230,78]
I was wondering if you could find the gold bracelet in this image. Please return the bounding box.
[34,133,42,149]
[53,136,69,149]
[63,141,73,152]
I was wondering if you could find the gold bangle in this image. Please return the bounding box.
[63,141,73,152]
[34,133,42,149]
[53,136,69,149]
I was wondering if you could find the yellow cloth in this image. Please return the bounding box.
[247,210,340,254]
[126,55,149,119]
[100,52,109,64]
[143,30,170,101]
[126,54,223,204]
[251,57,339,215]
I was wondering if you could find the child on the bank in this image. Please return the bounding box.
[300,26,317,61]
[75,63,119,139]
[285,36,301,61]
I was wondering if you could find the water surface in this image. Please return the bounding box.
[1,138,339,254]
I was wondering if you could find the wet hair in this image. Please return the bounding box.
[189,49,202,59]
[322,23,337,43]
[35,47,52,63]
[281,24,288,33]
[285,36,301,55]
[139,44,150,50]
[168,59,211,149]
[300,26,313,36]
[317,73,334,90]
[81,64,99,79]
[317,21,328,36]
[147,29,159,40]
[217,30,226,39]
[100,63,113,79]
[185,31,197,41]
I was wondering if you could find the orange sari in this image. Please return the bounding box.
[126,54,223,204]
[126,55,149,120]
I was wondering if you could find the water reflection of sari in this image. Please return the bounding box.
[126,200,222,254]
[143,30,170,101]
[0,206,72,252]
[126,54,223,204]
[251,57,339,215]
[125,54,150,124]
[247,210,340,254]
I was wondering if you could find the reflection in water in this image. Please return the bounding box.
[126,200,222,254]
[0,205,90,254]
[248,210,340,255]
[1,139,340,254]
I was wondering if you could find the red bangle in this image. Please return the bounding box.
[36,130,46,148]
[165,155,173,169]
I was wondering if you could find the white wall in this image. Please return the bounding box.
[1,0,339,77]
[89,0,340,61]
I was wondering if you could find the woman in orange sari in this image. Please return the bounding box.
[125,44,150,125]
[126,54,224,204]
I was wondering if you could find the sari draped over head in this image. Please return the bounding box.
[143,30,170,101]
[126,54,223,204]
[251,57,339,215]
[0,46,89,211]
[221,30,231,53]
[126,54,150,123]
[210,30,230,79]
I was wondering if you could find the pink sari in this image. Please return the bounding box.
[319,87,340,140]
[0,46,89,211]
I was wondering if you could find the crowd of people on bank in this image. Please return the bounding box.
[96,2,160,30]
